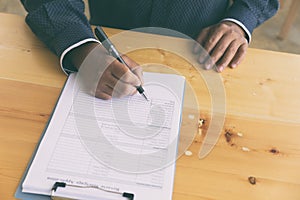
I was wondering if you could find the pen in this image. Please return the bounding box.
[94,26,149,101]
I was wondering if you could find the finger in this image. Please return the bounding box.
[95,83,113,96]
[196,26,224,64]
[131,66,144,85]
[193,41,202,55]
[122,55,139,69]
[196,34,212,64]
[100,70,119,89]
[202,27,224,56]
[193,28,209,54]
[215,40,240,72]
[99,74,136,97]
[204,34,233,70]
[96,73,119,96]
[114,79,137,97]
[122,55,144,85]
[95,92,112,100]
[110,61,141,86]
[96,83,133,99]
[95,85,113,100]
[130,88,138,95]
[197,48,210,65]
[229,43,248,68]
[218,37,247,70]
[109,59,128,77]
[101,58,139,88]
[98,59,141,98]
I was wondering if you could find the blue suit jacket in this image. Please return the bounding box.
[21,0,279,71]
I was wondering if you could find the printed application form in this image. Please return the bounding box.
[22,72,185,200]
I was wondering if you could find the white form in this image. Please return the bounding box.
[22,72,185,200]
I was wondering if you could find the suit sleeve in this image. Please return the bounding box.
[20,0,96,72]
[225,0,279,34]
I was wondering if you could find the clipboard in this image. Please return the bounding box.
[16,72,184,200]
[14,78,135,200]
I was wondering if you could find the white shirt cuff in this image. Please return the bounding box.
[221,18,252,43]
[59,38,101,75]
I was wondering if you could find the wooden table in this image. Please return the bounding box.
[1,13,300,200]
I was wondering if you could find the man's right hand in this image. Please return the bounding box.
[65,42,143,100]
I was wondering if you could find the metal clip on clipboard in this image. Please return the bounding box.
[51,182,134,200]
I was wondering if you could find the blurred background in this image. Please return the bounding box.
[1,0,299,55]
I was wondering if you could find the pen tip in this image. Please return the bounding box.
[142,93,149,101]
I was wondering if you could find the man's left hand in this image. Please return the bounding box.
[194,21,248,72]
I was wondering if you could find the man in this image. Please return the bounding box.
[21,0,279,99]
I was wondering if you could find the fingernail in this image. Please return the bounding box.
[218,66,224,72]
[205,63,212,70]
[193,46,198,53]
[231,63,237,68]
[198,57,204,64]
[193,43,200,53]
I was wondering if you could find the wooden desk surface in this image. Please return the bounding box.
[1,13,300,200]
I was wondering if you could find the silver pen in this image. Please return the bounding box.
[95,26,149,101]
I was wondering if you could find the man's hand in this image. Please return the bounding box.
[96,55,143,100]
[193,21,248,72]
[65,42,143,100]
